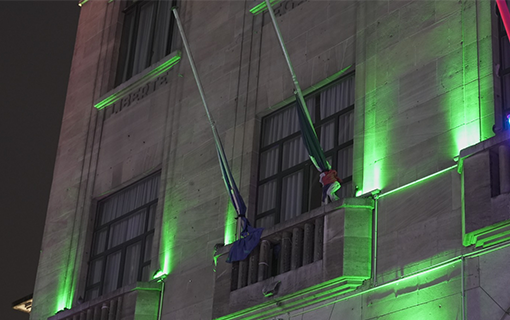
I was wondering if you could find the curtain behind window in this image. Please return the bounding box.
[257,77,354,227]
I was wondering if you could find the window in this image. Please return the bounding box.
[116,0,176,85]
[497,3,510,128]
[256,75,355,228]
[85,173,160,300]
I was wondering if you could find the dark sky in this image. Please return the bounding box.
[0,1,79,319]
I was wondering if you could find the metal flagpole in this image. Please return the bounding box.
[264,0,314,126]
[172,7,250,244]
[171,7,232,186]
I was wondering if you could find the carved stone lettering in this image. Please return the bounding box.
[103,71,170,119]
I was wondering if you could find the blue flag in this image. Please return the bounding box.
[216,139,263,263]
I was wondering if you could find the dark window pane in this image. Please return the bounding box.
[87,259,103,286]
[257,75,354,228]
[108,210,146,249]
[103,251,122,294]
[282,136,308,170]
[93,229,107,255]
[123,242,142,286]
[87,173,160,300]
[85,287,100,301]
[256,214,275,229]
[320,120,335,151]
[337,145,353,179]
[116,0,174,85]
[502,35,510,70]
[260,146,280,179]
[338,110,354,145]
[262,105,300,146]
[257,180,277,214]
[319,77,354,119]
[148,204,156,230]
[144,233,154,262]
[281,170,303,222]
[141,265,151,282]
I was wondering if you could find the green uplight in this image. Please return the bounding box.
[55,269,75,314]
[379,165,457,199]
[94,52,181,110]
[153,270,167,281]
[54,237,78,314]
[224,204,237,245]
[159,199,177,276]
[249,0,282,15]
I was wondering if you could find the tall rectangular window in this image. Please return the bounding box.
[256,75,355,228]
[498,4,510,127]
[85,173,160,300]
[116,0,176,85]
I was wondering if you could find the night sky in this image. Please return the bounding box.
[0,1,79,319]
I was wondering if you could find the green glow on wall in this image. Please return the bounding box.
[463,219,510,247]
[217,258,460,320]
[54,266,76,314]
[379,165,457,199]
[160,213,175,276]
[215,276,364,320]
[159,193,180,276]
[360,91,388,195]
[94,52,181,110]
[224,203,237,245]
[249,0,282,15]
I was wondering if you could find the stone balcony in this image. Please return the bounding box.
[461,131,510,248]
[212,197,374,320]
[48,282,161,320]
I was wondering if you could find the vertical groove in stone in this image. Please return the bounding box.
[79,311,86,320]
[238,259,249,289]
[499,144,510,194]
[108,298,117,320]
[291,227,304,270]
[303,223,314,265]
[281,231,292,273]
[115,296,122,320]
[248,245,260,285]
[86,308,93,320]
[93,305,101,320]
[258,240,270,282]
[314,216,324,262]
[230,262,239,291]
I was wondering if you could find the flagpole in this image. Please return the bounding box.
[171,8,232,185]
[264,0,313,125]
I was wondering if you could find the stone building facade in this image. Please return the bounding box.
[31,0,510,319]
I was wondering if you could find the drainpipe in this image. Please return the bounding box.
[153,273,167,320]
[371,190,380,286]
[461,256,466,320]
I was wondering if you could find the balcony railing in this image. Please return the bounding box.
[461,131,510,247]
[212,197,374,319]
[48,282,161,320]
[231,216,324,292]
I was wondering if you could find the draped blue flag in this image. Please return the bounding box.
[226,216,264,263]
[295,95,331,172]
[216,140,263,263]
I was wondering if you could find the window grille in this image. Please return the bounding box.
[85,173,160,300]
[116,0,176,85]
[256,75,355,228]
